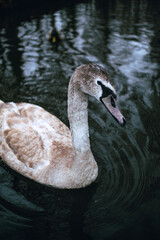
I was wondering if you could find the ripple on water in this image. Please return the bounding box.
[84,109,149,238]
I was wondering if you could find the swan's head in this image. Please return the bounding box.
[75,63,125,126]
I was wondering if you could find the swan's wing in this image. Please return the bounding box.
[16,103,71,138]
[0,102,73,182]
[3,118,45,169]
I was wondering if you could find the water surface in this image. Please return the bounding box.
[0,0,160,239]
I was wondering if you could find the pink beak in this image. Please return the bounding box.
[101,96,126,126]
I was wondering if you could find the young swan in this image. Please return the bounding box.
[0,64,125,189]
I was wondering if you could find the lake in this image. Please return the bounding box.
[0,0,160,239]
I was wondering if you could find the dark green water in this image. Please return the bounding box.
[0,0,160,239]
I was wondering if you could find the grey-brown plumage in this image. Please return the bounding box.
[0,64,125,189]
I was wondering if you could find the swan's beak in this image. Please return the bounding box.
[100,96,126,126]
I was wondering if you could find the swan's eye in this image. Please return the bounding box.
[97,81,102,85]
[111,96,116,108]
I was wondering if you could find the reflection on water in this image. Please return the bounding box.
[0,0,160,239]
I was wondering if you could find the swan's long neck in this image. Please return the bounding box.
[66,74,98,188]
[68,77,90,153]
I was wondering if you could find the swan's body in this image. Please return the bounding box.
[0,64,125,189]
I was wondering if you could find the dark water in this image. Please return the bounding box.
[0,0,160,239]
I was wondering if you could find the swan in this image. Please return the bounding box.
[0,64,125,189]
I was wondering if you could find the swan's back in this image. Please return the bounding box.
[0,102,74,186]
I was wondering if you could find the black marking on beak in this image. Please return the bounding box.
[97,81,117,99]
